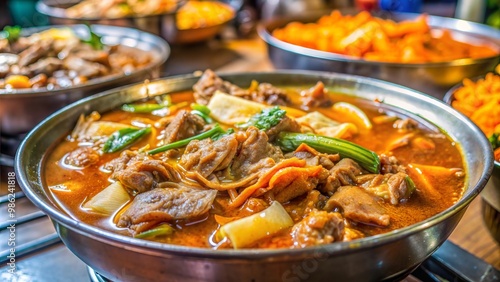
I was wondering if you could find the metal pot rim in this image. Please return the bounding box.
[258,12,500,68]
[0,24,170,97]
[15,70,494,258]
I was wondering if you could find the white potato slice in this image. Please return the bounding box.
[296,111,340,130]
[84,121,131,138]
[207,91,266,125]
[83,181,130,216]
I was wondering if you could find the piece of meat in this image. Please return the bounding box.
[393,118,418,131]
[324,186,390,227]
[232,127,284,178]
[28,57,63,76]
[104,150,179,195]
[319,158,363,196]
[263,165,323,203]
[357,172,411,205]
[117,186,217,234]
[300,81,333,109]
[17,39,53,67]
[114,160,180,195]
[179,134,238,178]
[64,146,100,168]
[379,154,407,174]
[288,143,339,169]
[252,82,290,106]
[74,49,110,65]
[265,115,302,141]
[63,56,109,78]
[291,210,344,248]
[193,69,249,105]
[161,110,205,145]
[192,69,290,106]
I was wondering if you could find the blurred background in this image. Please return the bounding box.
[1,0,499,32]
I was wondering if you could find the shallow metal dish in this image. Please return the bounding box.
[258,12,500,99]
[0,24,169,136]
[16,71,493,281]
[36,0,237,44]
[444,77,500,244]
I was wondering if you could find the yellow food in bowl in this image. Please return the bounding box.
[176,1,235,30]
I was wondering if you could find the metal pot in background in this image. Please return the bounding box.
[258,12,500,99]
[0,24,170,136]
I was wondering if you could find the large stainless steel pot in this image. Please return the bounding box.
[36,0,238,44]
[16,71,493,282]
[0,24,169,136]
[258,13,500,99]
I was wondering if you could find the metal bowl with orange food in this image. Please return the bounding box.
[444,70,500,244]
[258,10,500,98]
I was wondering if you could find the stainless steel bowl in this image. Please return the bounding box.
[16,71,493,281]
[0,24,169,136]
[258,12,500,99]
[36,0,237,45]
[444,78,500,244]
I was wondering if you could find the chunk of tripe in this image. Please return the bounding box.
[207,91,266,125]
[219,201,294,248]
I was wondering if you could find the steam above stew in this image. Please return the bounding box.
[44,70,465,249]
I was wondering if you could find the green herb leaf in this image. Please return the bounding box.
[81,24,104,50]
[489,133,500,149]
[134,223,174,239]
[237,106,286,131]
[3,26,21,43]
[103,127,151,153]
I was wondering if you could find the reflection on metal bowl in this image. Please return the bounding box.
[444,79,500,245]
[36,0,238,45]
[258,12,500,99]
[16,71,493,281]
[0,24,169,136]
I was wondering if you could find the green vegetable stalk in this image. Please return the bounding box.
[405,175,416,196]
[103,127,151,153]
[121,103,168,113]
[134,223,174,239]
[237,106,286,131]
[190,103,212,123]
[275,132,380,173]
[148,124,226,155]
[82,24,103,50]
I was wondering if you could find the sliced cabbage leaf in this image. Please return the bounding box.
[207,91,266,125]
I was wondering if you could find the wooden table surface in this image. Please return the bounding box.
[215,35,500,269]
